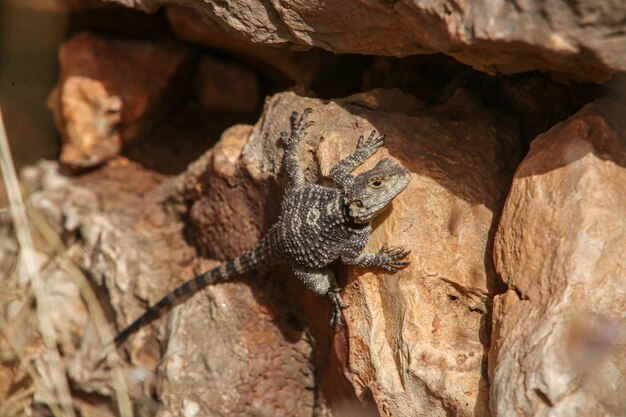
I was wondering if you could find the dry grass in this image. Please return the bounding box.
[0,108,133,417]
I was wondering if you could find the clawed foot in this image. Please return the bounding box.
[281,108,314,148]
[377,243,411,272]
[357,130,385,153]
[329,288,349,327]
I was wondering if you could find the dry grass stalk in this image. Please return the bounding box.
[0,108,75,417]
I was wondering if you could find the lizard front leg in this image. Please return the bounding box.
[341,228,411,273]
[343,244,411,272]
[280,108,314,192]
[330,130,385,189]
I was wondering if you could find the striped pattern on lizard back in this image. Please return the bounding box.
[269,184,367,269]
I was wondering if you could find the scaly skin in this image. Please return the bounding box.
[114,109,411,346]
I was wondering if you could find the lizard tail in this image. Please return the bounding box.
[113,239,270,347]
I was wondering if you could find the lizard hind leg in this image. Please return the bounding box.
[328,288,348,327]
[293,267,348,327]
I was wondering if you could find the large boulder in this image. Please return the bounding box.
[168,88,521,416]
[490,98,626,416]
[112,0,626,82]
[22,86,523,416]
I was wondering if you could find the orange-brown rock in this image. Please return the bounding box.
[490,98,626,416]
[194,56,259,113]
[154,123,317,417]
[166,6,323,84]
[48,31,195,169]
[18,134,317,416]
[113,0,626,82]
[31,84,533,416]
[169,88,521,416]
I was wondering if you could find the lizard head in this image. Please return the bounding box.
[346,158,411,224]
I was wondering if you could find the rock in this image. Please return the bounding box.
[48,76,123,169]
[166,6,323,84]
[194,56,259,113]
[172,88,521,416]
[158,261,316,417]
[5,159,117,414]
[17,140,317,416]
[48,31,195,169]
[157,123,317,417]
[23,159,187,375]
[497,74,591,143]
[122,99,248,176]
[490,98,626,416]
[23,87,524,416]
[113,0,625,82]
[361,55,467,105]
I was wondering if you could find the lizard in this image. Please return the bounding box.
[114,108,411,346]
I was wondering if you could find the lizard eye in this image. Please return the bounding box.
[353,200,363,207]
[369,179,384,189]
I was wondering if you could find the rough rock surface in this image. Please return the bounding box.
[0,159,175,416]
[158,124,316,417]
[114,0,626,82]
[168,88,521,416]
[490,98,626,416]
[14,155,316,417]
[194,56,259,113]
[7,1,623,416]
[21,86,522,416]
[166,6,323,84]
[48,31,195,169]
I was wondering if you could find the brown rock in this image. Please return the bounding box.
[497,74,590,142]
[49,31,195,169]
[6,157,152,412]
[194,56,259,113]
[172,88,521,416]
[158,122,317,417]
[114,0,625,82]
[49,76,123,169]
[22,88,525,416]
[22,159,190,375]
[159,262,315,417]
[166,6,323,84]
[18,138,317,416]
[490,98,626,416]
